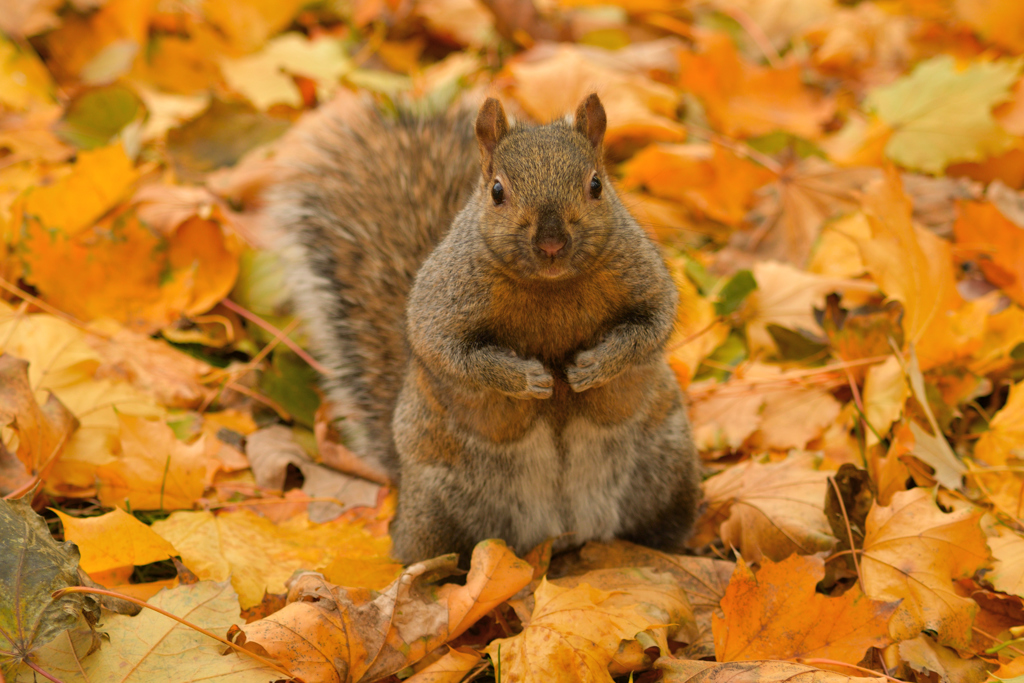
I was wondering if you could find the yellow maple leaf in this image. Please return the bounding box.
[95,413,207,511]
[699,452,837,562]
[860,488,989,650]
[54,507,177,574]
[974,380,1024,466]
[864,55,1021,173]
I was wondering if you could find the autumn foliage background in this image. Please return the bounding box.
[2,0,1024,681]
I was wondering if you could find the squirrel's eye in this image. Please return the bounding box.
[590,174,602,199]
[491,180,505,205]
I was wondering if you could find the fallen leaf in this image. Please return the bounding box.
[0,494,100,673]
[862,355,910,445]
[53,507,177,575]
[655,656,887,683]
[954,0,1024,53]
[679,31,835,140]
[621,143,775,226]
[7,581,279,683]
[487,574,692,682]
[713,554,896,664]
[864,55,1021,173]
[987,527,1024,599]
[404,647,482,683]
[234,540,533,682]
[151,507,398,609]
[0,35,55,111]
[246,425,381,520]
[700,452,837,563]
[897,634,990,683]
[954,200,1024,306]
[860,488,989,650]
[856,169,967,369]
[95,413,207,511]
[0,354,78,488]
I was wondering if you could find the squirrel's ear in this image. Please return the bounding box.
[476,98,509,176]
[574,93,607,153]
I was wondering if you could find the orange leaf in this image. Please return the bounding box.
[53,507,177,574]
[954,200,1024,306]
[621,143,774,226]
[679,32,835,140]
[713,554,896,664]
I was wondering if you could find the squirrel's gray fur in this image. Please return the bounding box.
[268,93,702,565]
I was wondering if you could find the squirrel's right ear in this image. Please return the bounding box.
[574,93,607,153]
[476,98,509,177]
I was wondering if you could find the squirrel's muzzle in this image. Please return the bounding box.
[533,208,571,259]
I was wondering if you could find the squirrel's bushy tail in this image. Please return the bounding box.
[267,99,480,478]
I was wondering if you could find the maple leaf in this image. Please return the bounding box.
[507,44,686,154]
[486,574,693,683]
[864,55,1021,173]
[621,142,775,226]
[860,488,989,650]
[7,581,279,683]
[954,200,1024,307]
[897,634,991,683]
[699,452,837,562]
[974,381,1024,465]
[713,554,896,664]
[655,657,887,683]
[987,527,1024,599]
[234,540,533,683]
[152,507,399,609]
[0,494,100,676]
[0,354,78,490]
[679,31,835,140]
[53,507,177,575]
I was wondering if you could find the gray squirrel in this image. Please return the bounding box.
[267,92,702,564]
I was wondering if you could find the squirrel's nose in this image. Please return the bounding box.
[536,238,567,258]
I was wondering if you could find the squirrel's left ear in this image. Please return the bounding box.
[574,93,607,153]
[476,98,509,177]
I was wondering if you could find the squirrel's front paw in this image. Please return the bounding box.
[514,359,553,400]
[566,350,612,393]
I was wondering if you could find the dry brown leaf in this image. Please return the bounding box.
[656,656,887,683]
[897,634,990,683]
[0,354,78,490]
[700,452,837,563]
[861,488,989,650]
[234,541,533,683]
[987,527,1024,599]
[486,572,694,682]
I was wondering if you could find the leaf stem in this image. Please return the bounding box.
[220,298,329,375]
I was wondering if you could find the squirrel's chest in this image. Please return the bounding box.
[488,277,626,361]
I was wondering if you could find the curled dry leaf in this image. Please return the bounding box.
[713,554,896,664]
[404,646,482,683]
[486,571,695,683]
[247,424,381,520]
[233,540,533,683]
[0,494,100,675]
[0,353,78,489]
[896,634,990,683]
[550,540,734,659]
[655,656,887,683]
[699,451,837,563]
[860,488,989,650]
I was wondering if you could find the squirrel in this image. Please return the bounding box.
[268,92,702,565]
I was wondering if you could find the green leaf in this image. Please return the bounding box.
[54,83,144,150]
[865,55,1022,173]
[259,348,320,429]
[715,270,757,316]
[0,494,100,675]
[766,324,828,361]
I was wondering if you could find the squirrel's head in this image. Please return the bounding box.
[473,93,628,281]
